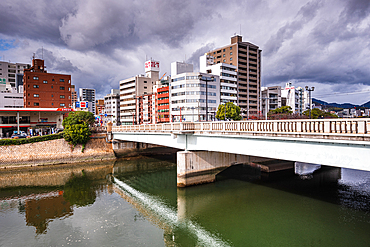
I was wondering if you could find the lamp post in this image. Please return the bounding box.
[262,97,270,120]
[224,102,227,121]
[199,75,214,122]
[305,86,315,119]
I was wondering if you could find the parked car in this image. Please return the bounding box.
[11,131,27,139]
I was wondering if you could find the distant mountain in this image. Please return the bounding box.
[312,98,361,109]
[361,101,370,108]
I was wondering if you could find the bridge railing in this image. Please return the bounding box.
[113,119,370,136]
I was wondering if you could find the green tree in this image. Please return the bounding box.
[269,106,293,115]
[303,108,338,119]
[216,102,242,121]
[62,111,95,128]
[62,111,94,151]
[63,122,91,147]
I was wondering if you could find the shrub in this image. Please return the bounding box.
[0,133,64,146]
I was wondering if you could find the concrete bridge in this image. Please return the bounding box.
[112,119,370,187]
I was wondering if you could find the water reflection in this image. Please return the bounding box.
[0,160,114,235]
[0,157,370,246]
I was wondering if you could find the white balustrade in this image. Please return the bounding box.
[112,119,370,137]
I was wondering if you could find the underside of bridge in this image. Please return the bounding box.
[111,140,295,187]
[176,151,295,187]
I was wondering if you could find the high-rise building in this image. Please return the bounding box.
[71,85,78,105]
[0,60,30,90]
[261,86,282,117]
[119,59,159,125]
[207,35,261,118]
[79,88,96,115]
[281,82,309,115]
[170,62,220,122]
[104,89,120,126]
[200,54,238,104]
[153,77,170,123]
[23,58,72,108]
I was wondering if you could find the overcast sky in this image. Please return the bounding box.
[0,0,369,104]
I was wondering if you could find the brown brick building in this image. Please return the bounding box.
[208,35,261,118]
[23,58,72,108]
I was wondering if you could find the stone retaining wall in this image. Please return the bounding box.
[0,137,116,168]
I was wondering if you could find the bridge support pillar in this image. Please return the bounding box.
[177,151,252,187]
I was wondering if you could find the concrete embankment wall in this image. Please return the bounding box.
[0,137,116,168]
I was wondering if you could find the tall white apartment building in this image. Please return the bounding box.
[79,88,96,115]
[281,82,309,114]
[200,54,238,104]
[0,60,30,91]
[170,61,220,122]
[104,89,120,126]
[119,59,159,125]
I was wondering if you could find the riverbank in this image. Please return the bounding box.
[0,135,116,169]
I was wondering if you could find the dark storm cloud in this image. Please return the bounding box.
[264,0,370,94]
[58,0,216,53]
[35,48,79,73]
[186,43,215,71]
[0,0,77,45]
[264,0,323,56]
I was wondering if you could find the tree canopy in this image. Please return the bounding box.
[268,106,293,115]
[216,102,242,121]
[62,111,94,150]
[303,108,338,119]
[62,111,95,128]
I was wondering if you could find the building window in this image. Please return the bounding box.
[223,59,226,62]
[60,79,64,82]
[230,52,233,55]
[51,94,53,97]
[60,86,65,90]
[33,94,39,97]
[52,103,53,106]
[60,103,65,106]
[230,58,233,61]
[34,102,39,106]
[43,80,47,84]
[28,102,30,105]
[144,81,147,83]
[230,47,232,50]
[51,86,53,89]
[223,54,225,57]
[33,76,39,80]
[33,85,39,88]
[223,49,225,52]
[144,86,147,89]
[60,95,65,99]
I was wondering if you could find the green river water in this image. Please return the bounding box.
[0,157,369,246]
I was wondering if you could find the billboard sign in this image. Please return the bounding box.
[145,60,160,72]
[75,101,89,108]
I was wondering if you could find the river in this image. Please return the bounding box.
[0,157,369,246]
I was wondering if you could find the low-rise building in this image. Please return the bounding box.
[0,107,72,138]
[23,58,72,108]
